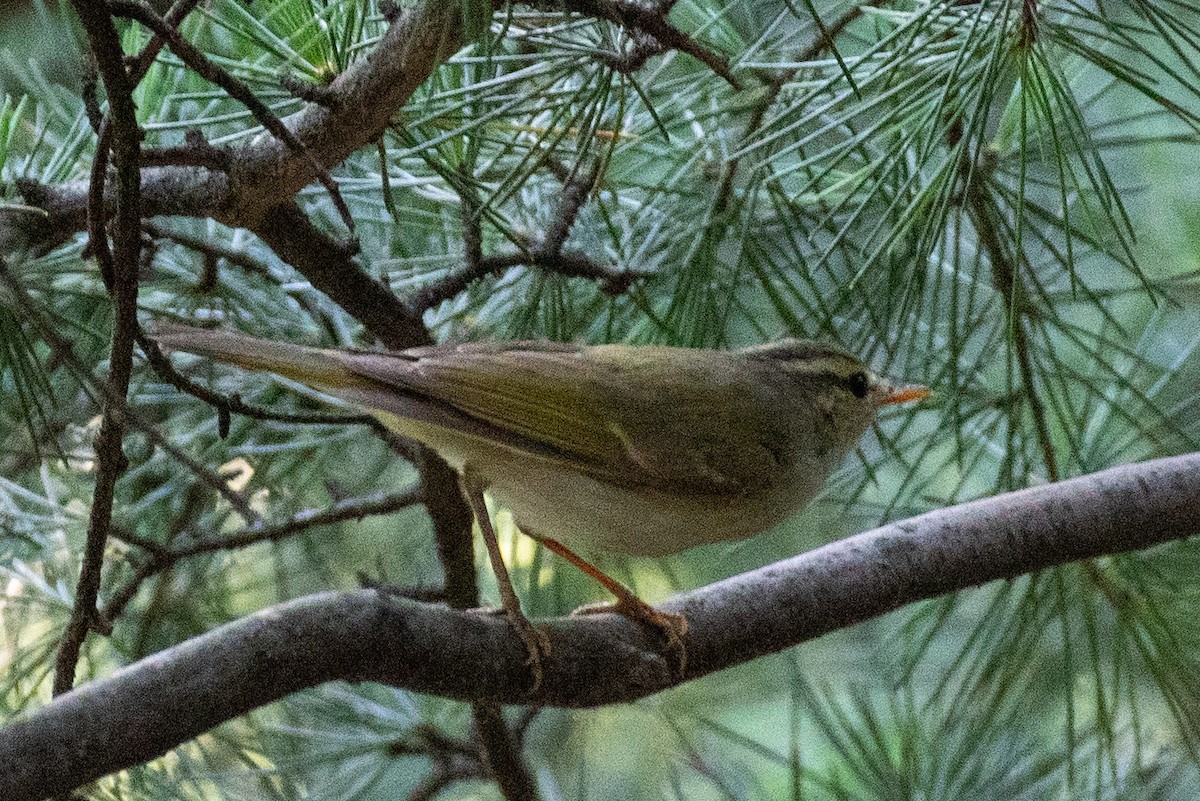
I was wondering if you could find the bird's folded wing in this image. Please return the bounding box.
[343,342,782,497]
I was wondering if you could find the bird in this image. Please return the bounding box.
[153,323,929,688]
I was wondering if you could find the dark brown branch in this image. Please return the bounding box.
[134,415,259,525]
[143,220,271,277]
[140,139,233,171]
[40,0,739,242]
[552,0,741,89]
[424,449,480,609]
[6,452,1199,800]
[409,162,638,311]
[409,249,640,311]
[215,2,464,228]
[124,0,205,83]
[542,160,598,253]
[472,702,541,801]
[54,0,143,697]
[390,724,490,801]
[253,202,426,350]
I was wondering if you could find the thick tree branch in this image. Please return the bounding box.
[1,3,463,242]
[4,452,1198,800]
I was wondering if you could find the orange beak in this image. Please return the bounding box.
[880,383,931,405]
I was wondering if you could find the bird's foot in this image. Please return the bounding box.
[574,599,688,678]
[472,605,551,693]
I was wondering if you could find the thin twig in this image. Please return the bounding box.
[124,0,205,82]
[409,250,641,311]
[712,4,873,219]
[460,164,484,271]
[100,487,423,623]
[136,421,260,524]
[54,0,143,697]
[144,220,272,277]
[410,161,639,311]
[554,0,741,89]
[184,488,423,557]
[84,117,114,282]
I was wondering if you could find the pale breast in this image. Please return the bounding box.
[370,409,841,556]
[480,448,837,556]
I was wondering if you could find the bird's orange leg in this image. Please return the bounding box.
[536,536,687,676]
[461,471,550,693]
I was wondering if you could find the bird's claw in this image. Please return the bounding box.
[508,608,551,693]
[573,601,688,678]
[472,606,551,693]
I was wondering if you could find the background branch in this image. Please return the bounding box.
[0,3,463,243]
[52,0,143,696]
[99,487,423,623]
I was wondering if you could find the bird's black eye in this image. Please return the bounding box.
[846,371,870,399]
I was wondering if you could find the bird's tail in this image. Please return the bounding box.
[151,322,361,389]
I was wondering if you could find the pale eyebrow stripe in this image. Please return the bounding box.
[776,357,861,378]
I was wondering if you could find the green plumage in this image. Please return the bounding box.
[154,324,916,555]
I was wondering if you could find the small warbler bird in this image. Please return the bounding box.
[154,324,929,687]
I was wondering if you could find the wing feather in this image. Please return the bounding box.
[342,341,785,496]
